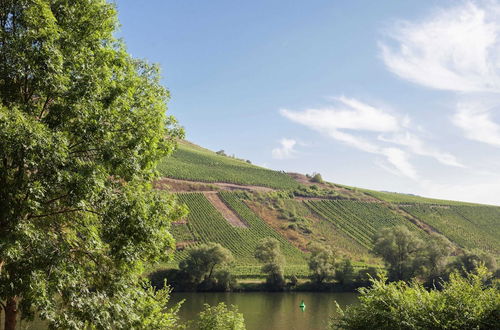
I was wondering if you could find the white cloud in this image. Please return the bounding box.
[380,1,500,93]
[281,96,400,133]
[379,132,465,167]
[381,1,500,147]
[453,100,500,147]
[280,97,462,179]
[272,138,297,159]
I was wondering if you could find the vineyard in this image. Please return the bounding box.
[170,192,307,275]
[157,141,299,189]
[304,200,422,249]
[401,204,500,255]
[359,188,479,206]
[153,141,500,277]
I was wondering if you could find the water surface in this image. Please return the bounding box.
[170,291,358,330]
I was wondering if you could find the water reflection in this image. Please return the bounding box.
[170,292,358,330]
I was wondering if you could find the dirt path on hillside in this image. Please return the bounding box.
[203,192,249,228]
[155,177,275,193]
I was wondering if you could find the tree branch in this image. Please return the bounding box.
[38,95,52,120]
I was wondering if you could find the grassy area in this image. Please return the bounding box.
[157,141,299,189]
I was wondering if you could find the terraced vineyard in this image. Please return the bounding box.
[304,200,422,249]
[157,141,299,189]
[401,204,500,255]
[172,192,306,275]
[359,188,479,206]
[154,141,500,277]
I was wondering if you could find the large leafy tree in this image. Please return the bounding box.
[255,237,286,290]
[307,243,335,285]
[372,226,425,282]
[179,242,234,285]
[0,0,185,328]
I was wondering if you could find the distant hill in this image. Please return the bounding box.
[154,141,500,276]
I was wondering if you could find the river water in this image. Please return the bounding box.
[170,291,358,330]
[2,292,357,329]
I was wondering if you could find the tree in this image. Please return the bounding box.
[334,259,354,286]
[195,303,246,330]
[308,243,335,284]
[0,1,184,328]
[255,237,285,289]
[422,233,453,285]
[331,267,500,329]
[448,249,497,277]
[179,243,234,289]
[372,226,425,281]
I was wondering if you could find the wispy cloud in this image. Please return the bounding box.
[280,97,462,179]
[380,1,500,147]
[453,100,500,147]
[272,138,297,159]
[380,1,500,93]
[379,132,464,168]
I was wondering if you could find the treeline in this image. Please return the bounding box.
[152,226,498,293]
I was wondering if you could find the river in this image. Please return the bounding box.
[2,292,357,329]
[170,291,358,330]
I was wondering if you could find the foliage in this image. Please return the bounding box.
[157,142,299,189]
[179,243,234,287]
[355,267,381,285]
[310,173,324,183]
[423,233,453,284]
[194,303,246,330]
[331,267,500,330]
[0,0,184,328]
[335,259,355,285]
[308,244,335,284]
[372,226,426,281]
[255,237,286,289]
[448,249,497,277]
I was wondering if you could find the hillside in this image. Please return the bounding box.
[155,141,500,277]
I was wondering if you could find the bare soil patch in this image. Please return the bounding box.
[154,177,275,193]
[204,192,248,228]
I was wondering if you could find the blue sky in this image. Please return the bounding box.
[115,0,500,205]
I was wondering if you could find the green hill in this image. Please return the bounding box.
[156,141,500,277]
[157,141,299,189]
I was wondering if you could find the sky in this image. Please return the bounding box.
[115,0,500,205]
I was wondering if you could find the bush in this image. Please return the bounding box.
[310,173,324,183]
[331,267,500,329]
[195,303,246,330]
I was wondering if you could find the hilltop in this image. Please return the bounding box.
[154,141,500,277]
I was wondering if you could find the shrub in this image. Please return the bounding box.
[331,267,500,329]
[195,303,246,330]
[310,173,324,183]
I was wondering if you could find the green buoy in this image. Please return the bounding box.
[299,300,306,311]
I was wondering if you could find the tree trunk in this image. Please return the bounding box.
[5,296,18,330]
